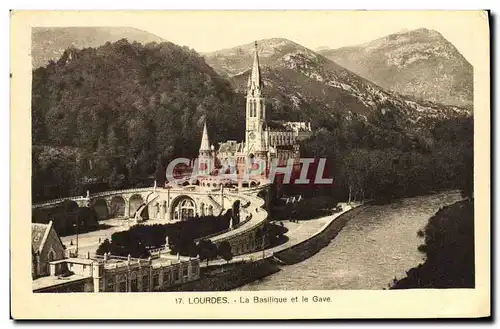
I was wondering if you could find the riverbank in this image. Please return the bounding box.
[168,202,365,291]
[236,191,464,291]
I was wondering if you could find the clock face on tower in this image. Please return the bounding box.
[249,132,256,140]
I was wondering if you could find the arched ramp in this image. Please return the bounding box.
[110,196,126,218]
[93,199,109,220]
[129,194,144,218]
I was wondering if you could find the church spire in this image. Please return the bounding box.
[199,120,210,154]
[248,41,263,96]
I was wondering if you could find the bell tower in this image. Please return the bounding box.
[245,41,267,158]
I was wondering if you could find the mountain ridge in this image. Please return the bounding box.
[317,28,473,108]
[204,37,471,131]
[32,27,166,68]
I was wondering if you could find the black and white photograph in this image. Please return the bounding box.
[10,10,490,319]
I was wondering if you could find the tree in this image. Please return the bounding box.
[197,239,218,266]
[218,241,233,263]
[96,238,111,255]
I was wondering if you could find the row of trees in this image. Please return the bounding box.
[298,109,473,203]
[32,200,100,236]
[95,211,233,258]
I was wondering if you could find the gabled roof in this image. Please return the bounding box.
[32,223,49,253]
[31,221,63,254]
[218,141,244,153]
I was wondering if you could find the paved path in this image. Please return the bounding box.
[61,218,131,254]
[202,203,360,266]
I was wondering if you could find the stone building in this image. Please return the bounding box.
[32,221,66,279]
[33,252,201,293]
[214,41,312,176]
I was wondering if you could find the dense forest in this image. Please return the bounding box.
[32,39,245,201]
[298,109,473,202]
[32,39,473,204]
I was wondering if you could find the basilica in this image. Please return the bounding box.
[196,41,311,185]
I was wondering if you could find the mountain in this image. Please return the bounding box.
[204,38,471,130]
[32,27,166,68]
[318,28,473,109]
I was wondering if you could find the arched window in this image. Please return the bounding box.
[47,250,55,262]
[130,272,138,292]
[260,99,265,118]
[106,276,115,292]
[142,274,149,292]
[118,274,127,292]
[200,203,205,216]
[173,198,196,221]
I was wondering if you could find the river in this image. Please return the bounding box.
[234,191,463,291]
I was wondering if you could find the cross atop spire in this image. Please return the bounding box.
[248,41,263,97]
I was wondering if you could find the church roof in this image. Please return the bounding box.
[247,41,263,96]
[199,121,211,152]
[218,140,244,153]
[32,222,50,254]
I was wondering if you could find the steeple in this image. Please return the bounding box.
[248,41,263,96]
[199,121,211,155]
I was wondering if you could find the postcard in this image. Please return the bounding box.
[10,10,490,319]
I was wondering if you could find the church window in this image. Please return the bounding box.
[164,270,171,284]
[142,274,149,292]
[106,276,115,292]
[47,250,55,262]
[173,198,196,221]
[130,272,138,292]
[118,274,127,292]
[153,273,160,288]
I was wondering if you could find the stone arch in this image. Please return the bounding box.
[250,181,257,188]
[129,194,144,218]
[93,199,109,220]
[61,199,79,213]
[110,196,126,218]
[47,249,55,262]
[170,195,197,221]
[117,274,127,292]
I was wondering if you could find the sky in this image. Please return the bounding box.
[124,11,487,64]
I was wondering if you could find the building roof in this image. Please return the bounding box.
[51,258,96,265]
[199,121,211,152]
[247,41,264,96]
[32,221,64,254]
[32,273,90,291]
[218,141,244,153]
[31,222,50,254]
